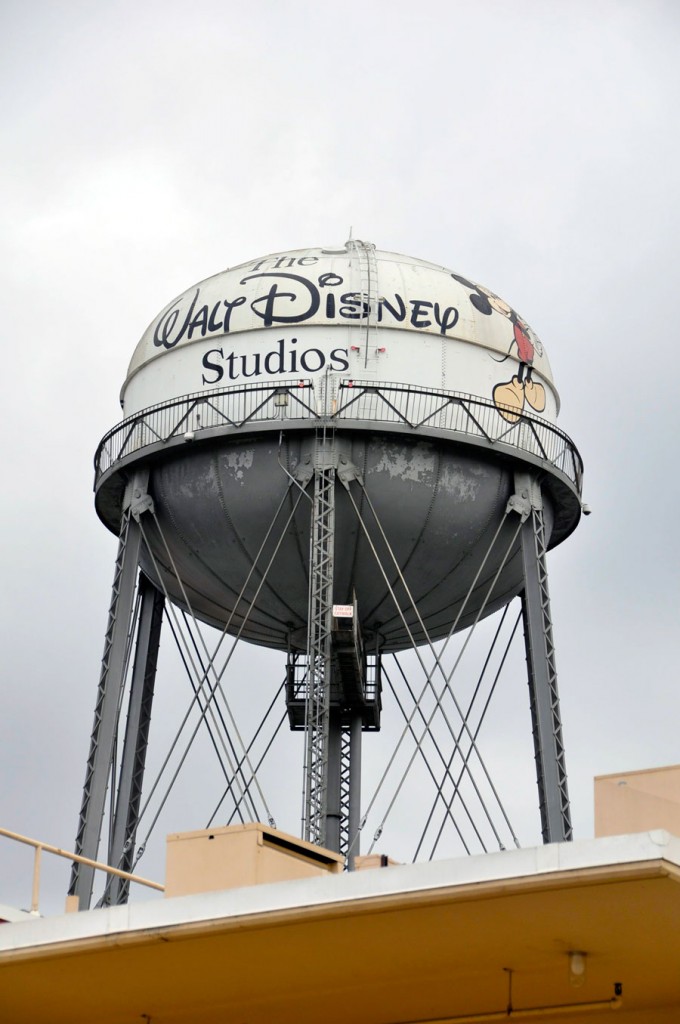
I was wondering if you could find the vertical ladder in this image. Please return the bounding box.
[348,239,380,370]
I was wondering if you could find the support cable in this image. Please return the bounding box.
[147,508,271,821]
[383,666,471,854]
[130,489,308,856]
[359,483,504,654]
[224,711,289,827]
[347,487,508,783]
[343,483,521,857]
[391,650,492,854]
[181,610,258,819]
[420,608,523,861]
[366,524,522,855]
[169,479,304,709]
[205,681,286,828]
[359,481,522,842]
[129,475,307,835]
[358,516,523,856]
[147,481,307,732]
[132,535,256,825]
[343,505,508,859]
[167,612,247,823]
[356,482,516,791]
[409,604,513,860]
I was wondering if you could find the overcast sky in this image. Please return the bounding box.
[1,0,679,914]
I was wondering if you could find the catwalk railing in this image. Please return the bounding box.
[94,379,583,495]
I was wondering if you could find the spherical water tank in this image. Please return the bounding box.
[94,241,582,651]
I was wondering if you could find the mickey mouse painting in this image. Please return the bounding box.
[451,274,546,423]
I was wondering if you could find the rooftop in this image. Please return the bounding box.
[1,829,679,1023]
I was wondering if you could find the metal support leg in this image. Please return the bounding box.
[326,714,342,853]
[69,472,151,907]
[104,573,164,905]
[516,474,572,843]
[303,456,336,847]
[347,712,363,868]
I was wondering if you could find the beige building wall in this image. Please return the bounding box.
[165,822,344,898]
[594,764,680,837]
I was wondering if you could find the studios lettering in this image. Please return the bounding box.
[201,336,349,385]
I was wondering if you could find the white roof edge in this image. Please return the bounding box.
[0,903,35,923]
[1,830,678,955]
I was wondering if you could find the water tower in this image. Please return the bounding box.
[69,241,583,908]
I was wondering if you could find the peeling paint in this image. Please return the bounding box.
[374,444,436,484]
[439,465,482,501]
[222,448,254,483]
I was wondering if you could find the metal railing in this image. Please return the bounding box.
[335,381,583,492]
[0,825,164,916]
[95,379,583,494]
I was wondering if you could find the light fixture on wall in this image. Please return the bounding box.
[569,950,587,988]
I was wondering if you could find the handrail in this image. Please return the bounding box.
[0,825,164,915]
[94,379,583,495]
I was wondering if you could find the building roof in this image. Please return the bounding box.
[1,830,679,1023]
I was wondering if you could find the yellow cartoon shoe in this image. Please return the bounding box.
[493,377,524,423]
[524,378,546,413]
